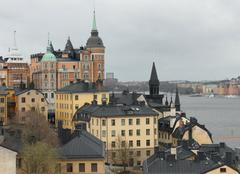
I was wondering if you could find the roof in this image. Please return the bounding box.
[110,92,141,105]
[41,45,56,62]
[149,62,159,85]
[73,104,158,121]
[58,130,104,159]
[57,81,108,94]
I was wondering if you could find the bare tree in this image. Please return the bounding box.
[111,136,134,171]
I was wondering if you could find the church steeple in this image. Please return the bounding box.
[175,85,181,111]
[149,62,160,96]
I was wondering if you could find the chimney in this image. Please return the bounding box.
[197,151,205,161]
[220,142,225,148]
[188,126,193,141]
[225,152,232,165]
[171,148,177,159]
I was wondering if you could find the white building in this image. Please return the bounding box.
[0,145,17,174]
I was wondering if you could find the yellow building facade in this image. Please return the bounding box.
[73,104,159,166]
[55,81,109,129]
[15,89,48,122]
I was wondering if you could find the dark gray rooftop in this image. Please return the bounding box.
[73,104,158,121]
[57,81,108,94]
[58,130,104,159]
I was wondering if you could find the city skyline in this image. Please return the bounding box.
[1,0,240,81]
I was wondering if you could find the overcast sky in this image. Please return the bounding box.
[1,0,240,81]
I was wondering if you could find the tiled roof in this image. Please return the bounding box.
[58,130,104,159]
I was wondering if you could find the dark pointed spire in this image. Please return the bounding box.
[49,41,54,53]
[170,94,173,106]
[65,36,74,52]
[165,95,169,106]
[149,62,160,96]
[149,62,159,84]
[175,85,181,111]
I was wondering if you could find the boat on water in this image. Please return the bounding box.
[208,94,215,98]
[225,95,238,99]
[190,94,203,97]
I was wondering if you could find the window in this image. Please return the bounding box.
[128,119,133,125]
[121,130,125,136]
[41,107,45,112]
[220,168,226,173]
[137,151,141,156]
[75,95,78,100]
[111,141,116,148]
[79,163,85,172]
[66,163,73,172]
[31,107,35,111]
[91,163,97,172]
[102,119,106,126]
[121,141,126,147]
[21,97,26,103]
[73,65,76,69]
[137,161,141,166]
[41,98,44,102]
[146,129,150,135]
[111,119,115,126]
[146,118,150,124]
[136,129,141,136]
[31,98,35,102]
[45,93,48,98]
[75,105,79,110]
[94,94,97,100]
[121,119,125,126]
[137,140,141,147]
[136,118,140,125]
[51,93,54,99]
[21,107,25,112]
[129,130,133,136]
[146,140,150,146]
[112,152,116,158]
[111,130,116,137]
[0,98,4,103]
[146,150,151,156]
[154,118,157,124]
[102,130,106,137]
[129,140,133,147]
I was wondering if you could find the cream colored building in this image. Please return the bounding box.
[15,89,48,122]
[73,103,159,166]
[205,165,239,174]
[0,145,17,174]
[55,81,109,129]
[58,130,105,174]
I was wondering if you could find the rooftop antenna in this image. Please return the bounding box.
[13,30,17,49]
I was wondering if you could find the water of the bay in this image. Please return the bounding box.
[180,95,240,148]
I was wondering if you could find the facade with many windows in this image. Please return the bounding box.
[55,81,109,129]
[73,103,159,166]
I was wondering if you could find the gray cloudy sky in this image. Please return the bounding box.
[1,0,240,81]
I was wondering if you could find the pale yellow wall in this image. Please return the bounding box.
[59,159,105,174]
[0,95,7,125]
[205,165,239,174]
[16,90,48,122]
[55,92,109,129]
[182,125,213,145]
[85,115,159,165]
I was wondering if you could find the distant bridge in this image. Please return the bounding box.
[214,136,240,141]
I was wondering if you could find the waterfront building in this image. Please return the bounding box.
[55,80,109,129]
[3,32,30,88]
[58,129,105,174]
[30,11,105,90]
[158,115,213,147]
[72,103,159,166]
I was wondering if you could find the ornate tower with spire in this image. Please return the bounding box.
[83,10,105,82]
[149,62,160,96]
[175,85,181,111]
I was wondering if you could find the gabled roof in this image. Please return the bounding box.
[58,130,104,159]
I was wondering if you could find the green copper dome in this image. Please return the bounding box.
[41,45,56,62]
